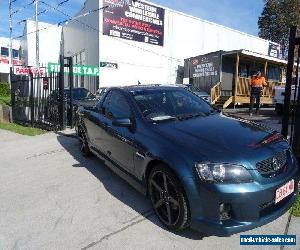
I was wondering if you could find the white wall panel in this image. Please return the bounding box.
[24,20,62,66]
[62,0,277,89]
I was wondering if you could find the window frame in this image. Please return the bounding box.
[1,47,9,57]
[101,90,133,121]
[267,64,281,82]
[131,88,214,121]
[239,63,250,78]
[12,49,19,59]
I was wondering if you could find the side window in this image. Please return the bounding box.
[105,91,132,119]
[100,91,112,111]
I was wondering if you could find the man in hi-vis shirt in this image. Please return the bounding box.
[249,71,267,116]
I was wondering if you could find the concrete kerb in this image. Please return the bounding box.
[0,104,12,123]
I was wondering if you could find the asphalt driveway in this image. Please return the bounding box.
[0,122,294,250]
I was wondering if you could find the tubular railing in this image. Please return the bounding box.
[210,82,221,104]
[236,77,284,98]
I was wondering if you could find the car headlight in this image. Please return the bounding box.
[195,163,253,183]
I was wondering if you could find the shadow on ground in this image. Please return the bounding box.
[56,133,208,241]
[223,108,281,121]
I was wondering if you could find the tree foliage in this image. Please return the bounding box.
[258,0,300,58]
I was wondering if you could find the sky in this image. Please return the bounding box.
[0,0,265,39]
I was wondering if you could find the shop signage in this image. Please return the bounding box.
[184,52,221,93]
[43,77,49,90]
[48,63,100,76]
[0,56,9,64]
[268,43,281,59]
[189,54,220,79]
[14,66,46,76]
[0,57,22,65]
[103,0,165,46]
[100,62,118,69]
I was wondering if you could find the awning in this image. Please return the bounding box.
[222,49,287,65]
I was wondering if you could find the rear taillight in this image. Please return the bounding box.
[272,88,275,97]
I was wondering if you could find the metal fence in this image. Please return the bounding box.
[10,56,101,131]
[11,71,63,131]
[282,26,300,159]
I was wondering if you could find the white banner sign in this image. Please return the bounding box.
[14,66,45,76]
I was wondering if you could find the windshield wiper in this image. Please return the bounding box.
[176,112,206,121]
[207,109,218,115]
[151,116,178,123]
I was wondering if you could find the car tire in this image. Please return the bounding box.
[148,164,190,231]
[78,126,92,157]
[275,104,283,116]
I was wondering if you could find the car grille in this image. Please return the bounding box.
[259,195,293,218]
[256,151,287,176]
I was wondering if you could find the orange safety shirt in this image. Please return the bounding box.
[251,76,267,88]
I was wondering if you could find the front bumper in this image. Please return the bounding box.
[183,168,299,236]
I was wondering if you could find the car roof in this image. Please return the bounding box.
[64,87,88,91]
[115,84,184,92]
[194,90,209,95]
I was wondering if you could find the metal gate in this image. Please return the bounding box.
[282,26,300,160]
[11,71,63,131]
[10,56,75,130]
[10,56,100,131]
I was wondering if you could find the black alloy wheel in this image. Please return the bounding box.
[78,126,92,157]
[149,165,190,231]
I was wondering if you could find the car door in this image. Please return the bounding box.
[84,91,112,155]
[101,90,136,173]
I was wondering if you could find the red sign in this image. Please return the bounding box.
[14,66,45,76]
[103,0,165,46]
[0,57,22,65]
[13,59,22,65]
[0,57,9,64]
[43,77,49,90]
[191,59,199,65]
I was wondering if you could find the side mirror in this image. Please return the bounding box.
[100,106,105,114]
[89,93,96,99]
[112,118,132,127]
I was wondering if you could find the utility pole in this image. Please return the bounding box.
[35,0,39,68]
[9,0,13,81]
[282,27,296,137]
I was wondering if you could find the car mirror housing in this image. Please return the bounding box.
[88,93,96,99]
[112,118,133,128]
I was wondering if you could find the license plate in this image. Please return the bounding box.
[275,179,295,204]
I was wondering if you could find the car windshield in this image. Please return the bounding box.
[65,88,90,100]
[188,87,208,96]
[131,88,216,122]
[96,88,108,98]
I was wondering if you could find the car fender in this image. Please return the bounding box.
[134,131,196,185]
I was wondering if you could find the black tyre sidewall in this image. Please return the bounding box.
[78,126,92,157]
[149,164,190,231]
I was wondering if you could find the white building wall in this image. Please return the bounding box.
[22,20,62,67]
[62,0,100,91]
[99,0,178,86]
[63,0,276,88]
[63,0,100,67]
[98,0,273,87]
[0,37,21,74]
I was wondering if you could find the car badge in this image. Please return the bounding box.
[272,157,280,171]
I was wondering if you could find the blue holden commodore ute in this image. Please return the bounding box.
[76,85,299,236]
